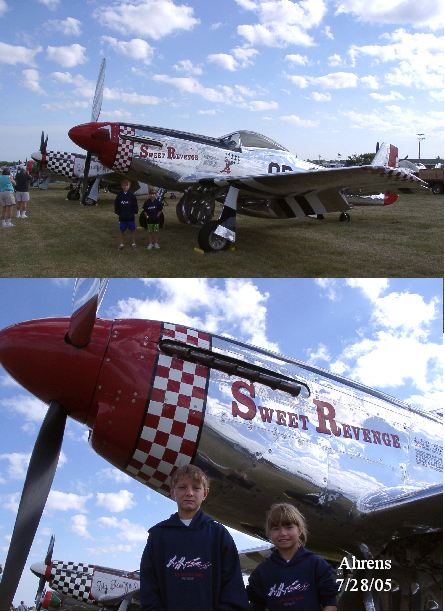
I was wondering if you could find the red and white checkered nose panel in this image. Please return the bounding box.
[126,324,210,493]
[112,126,135,174]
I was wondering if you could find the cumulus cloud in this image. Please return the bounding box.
[98,516,148,542]
[370,91,404,101]
[287,71,358,89]
[285,54,310,66]
[334,0,444,30]
[46,491,93,513]
[21,69,46,95]
[0,451,67,480]
[112,279,279,352]
[208,47,259,71]
[93,0,200,40]
[0,394,48,432]
[350,30,444,91]
[96,490,136,512]
[236,0,327,47]
[98,467,132,483]
[0,43,42,66]
[101,36,155,65]
[46,44,87,67]
[313,279,442,410]
[173,59,203,75]
[281,114,319,127]
[70,514,92,538]
[46,17,82,36]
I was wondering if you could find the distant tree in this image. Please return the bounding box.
[345,153,375,166]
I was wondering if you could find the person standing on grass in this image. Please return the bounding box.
[114,179,138,251]
[15,166,33,219]
[142,188,163,249]
[0,168,16,228]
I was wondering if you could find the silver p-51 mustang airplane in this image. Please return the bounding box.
[0,279,441,611]
[68,117,429,250]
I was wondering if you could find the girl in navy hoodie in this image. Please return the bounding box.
[247,503,339,611]
[139,464,248,611]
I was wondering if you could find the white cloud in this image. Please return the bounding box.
[46,44,87,67]
[285,54,310,65]
[369,91,404,101]
[350,30,444,91]
[46,490,92,513]
[98,467,132,483]
[113,279,279,352]
[0,0,8,16]
[287,71,358,89]
[314,279,442,411]
[94,0,200,40]
[236,0,327,47]
[281,114,319,127]
[246,100,279,111]
[21,69,46,95]
[308,92,332,101]
[0,43,42,66]
[173,59,203,76]
[346,278,389,301]
[46,17,82,36]
[38,0,59,8]
[209,47,259,71]
[98,516,148,542]
[96,490,136,512]
[334,0,444,30]
[0,394,48,431]
[101,36,155,65]
[70,514,92,539]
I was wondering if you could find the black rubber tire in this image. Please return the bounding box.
[198,221,230,252]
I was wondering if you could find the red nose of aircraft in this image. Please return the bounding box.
[0,318,112,424]
[68,122,119,169]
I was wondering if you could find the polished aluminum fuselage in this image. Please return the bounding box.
[195,336,442,560]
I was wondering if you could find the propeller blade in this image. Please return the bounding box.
[0,401,67,610]
[91,58,106,123]
[66,278,108,348]
[35,534,55,610]
[81,150,92,203]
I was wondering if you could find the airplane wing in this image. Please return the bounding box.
[205,165,428,215]
[356,483,443,535]
[238,544,274,574]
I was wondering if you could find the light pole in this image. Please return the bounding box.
[416,133,425,163]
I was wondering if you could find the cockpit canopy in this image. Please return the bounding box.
[220,131,288,152]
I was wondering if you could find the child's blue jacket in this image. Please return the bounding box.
[139,509,249,610]
[246,545,339,610]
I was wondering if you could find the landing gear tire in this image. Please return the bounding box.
[339,212,351,222]
[198,221,230,252]
[176,194,214,226]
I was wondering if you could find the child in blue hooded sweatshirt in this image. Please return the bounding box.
[139,464,248,611]
[247,503,339,611]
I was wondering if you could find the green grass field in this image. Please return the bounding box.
[1,184,442,277]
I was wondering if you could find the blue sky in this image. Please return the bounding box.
[0,0,443,163]
[0,277,442,607]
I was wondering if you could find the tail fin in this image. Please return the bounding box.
[371,142,398,167]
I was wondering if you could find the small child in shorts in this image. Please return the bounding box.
[142,188,163,249]
[247,503,339,610]
[114,179,138,250]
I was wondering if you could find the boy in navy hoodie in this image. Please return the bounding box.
[139,464,248,611]
[114,179,138,250]
[246,503,339,611]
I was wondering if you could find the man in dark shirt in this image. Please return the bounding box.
[15,166,33,219]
